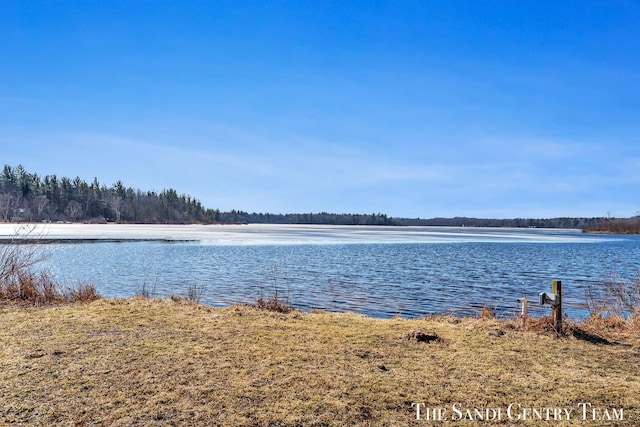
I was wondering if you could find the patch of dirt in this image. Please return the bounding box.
[401,329,442,343]
[488,328,506,337]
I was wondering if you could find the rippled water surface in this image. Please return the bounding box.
[40,226,640,318]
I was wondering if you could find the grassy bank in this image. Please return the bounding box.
[1,297,639,426]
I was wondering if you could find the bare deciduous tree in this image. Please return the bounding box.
[64,200,83,222]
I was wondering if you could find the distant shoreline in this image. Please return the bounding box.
[0,238,196,244]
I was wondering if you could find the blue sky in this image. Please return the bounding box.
[1,1,638,218]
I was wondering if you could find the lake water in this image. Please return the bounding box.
[33,225,640,319]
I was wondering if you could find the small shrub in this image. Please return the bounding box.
[606,274,640,317]
[65,283,101,303]
[584,274,640,320]
[253,264,293,313]
[254,294,294,313]
[185,282,206,303]
[136,280,157,298]
[584,280,613,318]
[525,316,556,334]
[0,225,100,306]
[478,306,497,320]
[629,314,640,331]
[0,269,99,306]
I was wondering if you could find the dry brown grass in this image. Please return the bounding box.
[1,298,639,426]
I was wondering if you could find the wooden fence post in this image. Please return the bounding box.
[551,279,562,332]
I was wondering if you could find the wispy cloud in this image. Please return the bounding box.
[1,124,637,218]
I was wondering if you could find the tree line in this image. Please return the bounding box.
[391,216,608,229]
[228,211,394,225]
[0,164,217,223]
[0,164,394,225]
[583,215,640,234]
